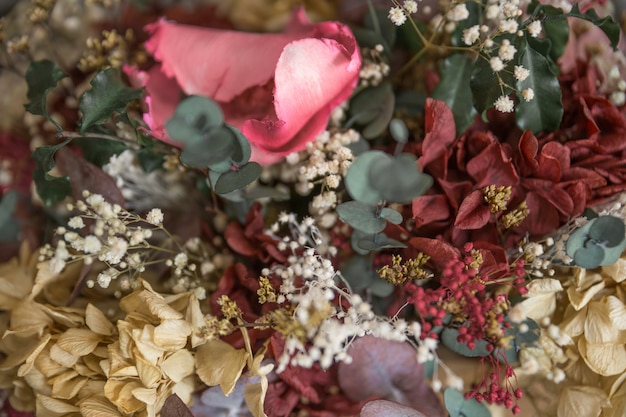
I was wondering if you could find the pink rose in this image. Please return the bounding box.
[135,8,361,163]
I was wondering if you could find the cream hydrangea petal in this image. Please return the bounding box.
[171,375,195,405]
[49,344,79,369]
[579,338,626,376]
[50,370,87,399]
[161,350,194,383]
[85,304,116,336]
[601,257,626,283]
[56,328,102,356]
[36,394,80,414]
[557,385,609,417]
[80,396,124,417]
[136,355,162,388]
[153,319,191,351]
[196,339,249,396]
[568,281,605,310]
[560,305,586,338]
[584,302,622,343]
[605,296,626,330]
[132,387,158,406]
[104,379,145,414]
[132,326,166,365]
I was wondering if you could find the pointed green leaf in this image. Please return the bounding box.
[24,60,67,130]
[470,51,516,114]
[567,4,620,50]
[73,137,128,167]
[433,54,477,135]
[32,139,73,206]
[515,39,563,133]
[214,162,261,194]
[79,68,142,133]
[348,83,395,139]
[526,1,569,61]
[389,118,409,143]
[336,201,386,234]
[0,191,19,242]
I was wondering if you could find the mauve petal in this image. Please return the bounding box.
[243,34,360,154]
[145,17,312,102]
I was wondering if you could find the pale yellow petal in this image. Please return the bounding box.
[601,257,626,283]
[161,349,195,383]
[36,394,80,414]
[527,278,563,294]
[557,385,608,417]
[573,268,605,290]
[104,379,145,414]
[85,304,116,336]
[50,370,87,400]
[579,338,626,376]
[559,305,586,338]
[244,379,268,417]
[56,328,102,356]
[8,301,53,337]
[196,339,249,396]
[606,296,626,330]
[171,376,195,405]
[49,344,79,369]
[136,354,162,388]
[79,396,123,417]
[585,302,621,343]
[153,319,191,351]
[131,326,165,365]
[568,281,605,310]
[132,387,158,405]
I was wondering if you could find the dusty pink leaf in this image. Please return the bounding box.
[338,336,445,417]
[454,190,491,230]
[360,400,427,417]
[419,99,456,170]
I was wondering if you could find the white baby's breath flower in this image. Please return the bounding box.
[499,19,519,34]
[174,253,189,268]
[146,208,164,226]
[528,20,542,37]
[522,88,535,102]
[514,65,530,81]
[447,3,469,21]
[68,216,85,229]
[403,0,418,14]
[83,235,102,254]
[486,4,500,19]
[498,40,517,61]
[388,6,407,26]
[463,25,480,45]
[490,56,504,72]
[494,95,515,112]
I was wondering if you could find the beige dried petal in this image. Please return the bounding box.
[527,278,563,294]
[50,370,87,399]
[132,326,166,364]
[104,379,145,414]
[57,328,102,356]
[34,346,66,379]
[585,302,622,344]
[31,261,62,299]
[605,295,626,330]
[153,319,191,351]
[136,354,162,388]
[39,304,85,328]
[22,366,51,397]
[557,385,608,417]
[75,380,106,400]
[171,375,195,405]
[106,342,138,378]
[79,396,123,417]
[15,334,51,377]
[163,292,193,313]
[579,338,626,376]
[36,394,80,414]
[49,344,79,368]
[161,349,194,383]
[0,253,35,307]
[8,301,53,337]
[140,291,185,321]
[82,354,107,377]
[244,380,268,417]
[573,268,605,290]
[186,295,208,348]
[559,305,586,338]
[601,257,626,283]
[132,387,158,405]
[567,281,605,310]
[196,339,249,396]
[85,304,116,336]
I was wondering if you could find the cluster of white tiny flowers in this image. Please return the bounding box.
[494,95,515,112]
[359,44,390,87]
[388,0,420,26]
[263,215,432,373]
[37,191,224,298]
[286,129,360,224]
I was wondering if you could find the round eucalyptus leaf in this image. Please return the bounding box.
[444,388,490,417]
[227,125,252,164]
[599,239,626,266]
[369,153,433,203]
[340,255,379,291]
[573,243,605,269]
[207,160,233,173]
[351,230,376,255]
[565,219,594,258]
[174,95,224,132]
[165,117,205,144]
[368,278,395,297]
[336,201,386,234]
[441,327,490,357]
[345,150,388,205]
[357,233,406,251]
[389,118,409,143]
[180,137,223,168]
[380,207,403,225]
[214,162,261,194]
[349,83,395,139]
[588,215,626,247]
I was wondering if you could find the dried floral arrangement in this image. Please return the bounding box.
[0,0,626,416]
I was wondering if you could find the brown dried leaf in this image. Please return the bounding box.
[162,393,194,417]
[196,339,249,396]
[161,350,195,383]
[85,304,116,336]
[56,328,102,356]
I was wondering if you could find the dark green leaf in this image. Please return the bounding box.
[450,0,480,47]
[0,191,19,242]
[226,125,252,164]
[336,201,386,234]
[214,162,261,194]
[351,229,376,255]
[432,54,477,135]
[244,186,290,201]
[567,4,620,50]
[364,8,396,48]
[79,68,143,133]
[588,215,625,247]
[470,50,516,114]
[32,139,73,206]
[353,28,391,59]
[73,137,128,167]
[137,148,165,173]
[397,18,427,53]
[380,207,403,225]
[348,83,395,139]
[526,1,569,61]
[441,327,491,357]
[515,39,563,133]
[389,118,409,143]
[444,388,491,417]
[573,244,605,269]
[24,60,67,130]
